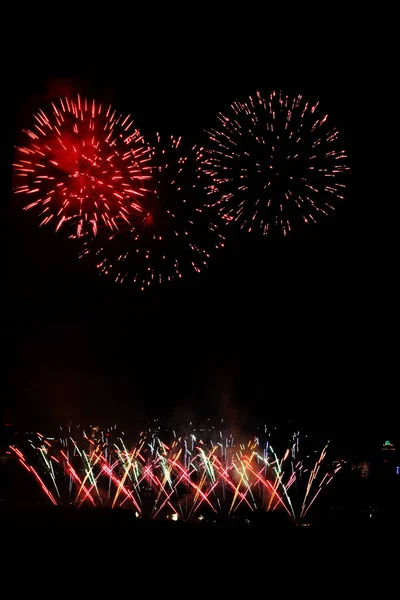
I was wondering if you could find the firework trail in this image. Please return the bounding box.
[198,90,349,236]
[79,133,225,289]
[13,94,152,237]
[10,423,343,522]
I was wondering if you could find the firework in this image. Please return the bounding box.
[79,133,225,289]
[198,90,349,236]
[13,94,152,237]
[10,422,342,522]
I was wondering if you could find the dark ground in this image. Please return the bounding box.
[1,509,397,592]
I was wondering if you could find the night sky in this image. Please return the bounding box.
[5,23,394,452]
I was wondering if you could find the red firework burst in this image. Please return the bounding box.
[79,133,224,289]
[13,94,153,237]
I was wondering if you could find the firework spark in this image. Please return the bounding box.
[13,94,152,237]
[199,90,349,236]
[10,423,342,522]
[80,133,225,289]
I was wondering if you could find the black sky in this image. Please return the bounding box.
[5,19,395,450]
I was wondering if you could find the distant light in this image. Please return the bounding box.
[396,467,400,475]
[172,513,179,521]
